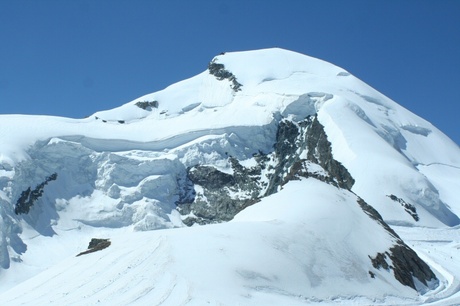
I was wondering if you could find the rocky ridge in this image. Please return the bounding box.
[178,115,355,225]
[175,113,438,291]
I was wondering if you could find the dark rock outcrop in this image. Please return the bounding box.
[14,173,58,215]
[369,245,437,291]
[208,59,242,92]
[76,238,111,257]
[304,117,355,190]
[179,162,262,225]
[387,194,419,221]
[264,120,301,195]
[265,116,354,195]
[178,115,354,225]
[360,198,437,290]
[135,100,159,110]
[188,166,235,190]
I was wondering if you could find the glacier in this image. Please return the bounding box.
[0,48,459,305]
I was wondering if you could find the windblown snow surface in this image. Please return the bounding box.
[0,48,459,305]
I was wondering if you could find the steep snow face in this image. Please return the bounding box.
[0,48,458,299]
[0,179,436,305]
[317,86,460,227]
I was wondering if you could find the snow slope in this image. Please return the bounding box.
[0,48,459,304]
[0,179,427,305]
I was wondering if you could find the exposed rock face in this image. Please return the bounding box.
[87,238,110,249]
[179,161,262,225]
[387,194,419,221]
[178,115,354,225]
[76,238,111,257]
[304,117,355,190]
[360,198,437,291]
[264,119,300,196]
[208,59,242,92]
[14,173,58,215]
[266,116,354,195]
[135,100,159,110]
[187,166,235,190]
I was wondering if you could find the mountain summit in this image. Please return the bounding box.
[0,48,459,305]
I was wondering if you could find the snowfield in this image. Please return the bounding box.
[0,48,459,305]
[0,180,428,305]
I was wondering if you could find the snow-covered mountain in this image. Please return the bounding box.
[0,48,459,305]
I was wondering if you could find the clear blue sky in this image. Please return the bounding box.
[1,0,459,145]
